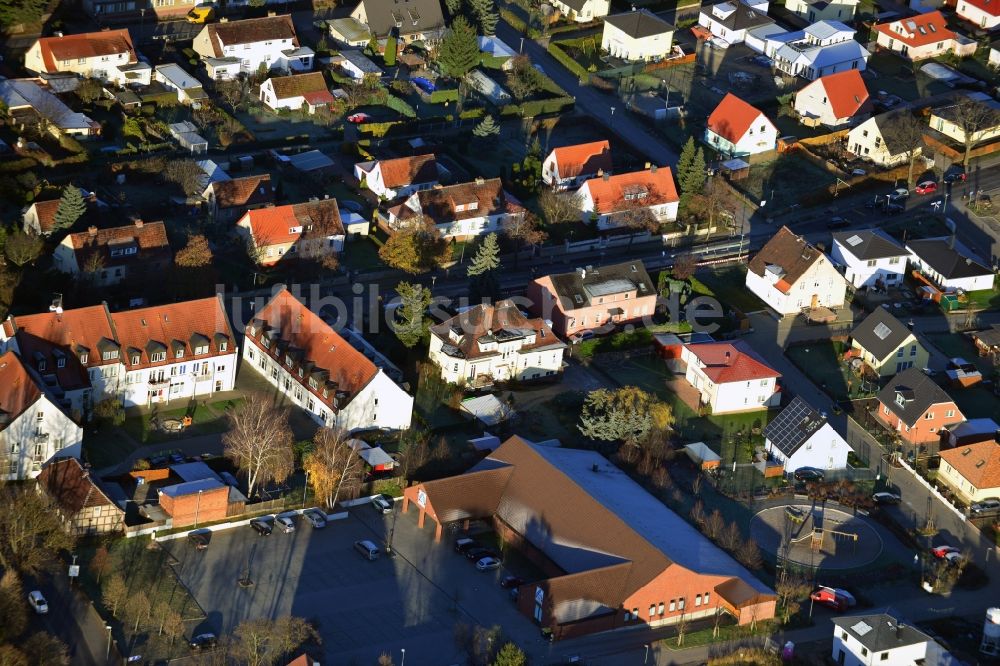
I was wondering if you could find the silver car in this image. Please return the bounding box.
[304,509,326,528]
[275,515,296,533]
[971,498,1000,515]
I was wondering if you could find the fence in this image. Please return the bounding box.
[897,457,967,522]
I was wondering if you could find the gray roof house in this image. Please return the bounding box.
[333,49,383,80]
[605,9,676,39]
[906,238,994,291]
[851,308,911,363]
[876,366,962,430]
[349,0,446,42]
[832,229,906,262]
[831,614,950,666]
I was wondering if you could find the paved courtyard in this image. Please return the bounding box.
[162,505,549,664]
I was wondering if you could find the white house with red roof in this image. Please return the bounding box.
[957,0,1000,29]
[680,341,781,414]
[542,140,613,190]
[577,166,679,231]
[746,226,847,315]
[873,12,973,61]
[705,93,777,157]
[259,72,335,114]
[243,289,413,432]
[793,69,870,128]
[354,154,440,199]
[236,199,345,266]
[22,199,62,236]
[24,29,150,85]
[193,16,313,79]
[0,351,82,481]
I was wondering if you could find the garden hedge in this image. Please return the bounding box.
[546,41,589,81]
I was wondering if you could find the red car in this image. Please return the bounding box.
[931,545,960,559]
[347,113,371,123]
[810,587,850,611]
[915,181,938,194]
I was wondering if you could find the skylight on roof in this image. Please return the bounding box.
[906,20,917,31]
[873,322,893,340]
[928,23,936,32]
[846,234,863,247]
[852,621,874,637]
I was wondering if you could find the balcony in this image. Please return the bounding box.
[33,432,48,444]
[148,377,170,387]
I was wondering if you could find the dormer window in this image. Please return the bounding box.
[103,350,118,360]
[131,355,140,365]
[195,345,208,355]
[249,325,257,336]
[175,349,184,359]
[309,378,318,389]
[219,341,228,352]
[150,352,166,363]
[289,225,303,234]
[262,337,271,349]
[57,357,65,368]
[895,393,906,407]
[79,352,88,364]
[298,368,304,378]
[285,355,294,367]
[37,359,46,372]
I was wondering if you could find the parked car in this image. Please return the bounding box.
[476,556,502,571]
[371,494,394,514]
[347,112,370,123]
[915,181,938,195]
[809,587,849,611]
[872,492,901,505]
[149,455,168,467]
[188,532,209,550]
[354,539,380,561]
[304,509,326,528]
[827,217,850,230]
[931,545,960,558]
[250,518,272,536]
[943,168,966,183]
[944,550,965,566]
[794,467,825,482]
[275,515,295,533]
[569,330,596,345]
[500,575,524,588]
[189,633,217,651]
[889,187,910,200]
[466,547,499,561]
[851,168,867,176]
[865,195,886,209]
[970,498,1000,515]
[27,590,48,614]
[884,202,905,215]
[455,537,479,553]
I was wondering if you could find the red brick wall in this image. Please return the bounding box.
[622,566,735,627]
[159,486,229,528]
[130,468,171,483]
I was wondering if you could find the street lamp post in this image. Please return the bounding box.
[302,470,309,506]
[194,489,203,528]
[520,37,524,53]
[644,643,650,664]
[106,625,113,660]
[401,648,406,666]
[609,106,616,130]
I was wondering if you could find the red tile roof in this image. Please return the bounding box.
[940,440,1000,490]
[38,457,120,517]
[961,0,1000,17]
[303,90,335,106]
[0,351,42,430]
[376,154,438,189]
[685,341,781,383]
[5,304,118,392]
[874,11,955,47]
[246,289,378,410]
[204,16,298,57]
[707,93,767,144]
[35,29,136,72]
[414,178,522,224]
[29,199,62,234]
[814,70,869,120]
[581,167,678,214]
[66,220,171,267]
[550,140,612,179]
[110,296,234,371]
[240,199,343,247]
[207,174,274,210]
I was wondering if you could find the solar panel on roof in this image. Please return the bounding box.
[764,397,825,457]
[846,234,863,246]
[873,322,893,340]
[852,620,873,636]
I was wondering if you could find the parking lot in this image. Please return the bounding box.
[163,503,545,664]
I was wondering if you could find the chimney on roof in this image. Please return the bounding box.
[54,31,63,37]
[597,168,604,178]
[650,164,658,173]
[475,177,485,185]
[603,171,610,181]
[644,162,651,169]
[267,10,276,15]
[134,219,143,228]
[579,267,586,279]
[725,351,731,365]
[88,226,98,237]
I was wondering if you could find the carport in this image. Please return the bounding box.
[401,485,445,541]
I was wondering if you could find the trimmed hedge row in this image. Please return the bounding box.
[500,8,528,33]
[546,41,589,81]
[500,97,575,118]
[385,94,416,118]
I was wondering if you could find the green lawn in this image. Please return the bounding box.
[961,288,1000,311]
[784,340,875,401]
[124,397,238,445]
[741,154,837,210]
[694,266,766,315]
[341,236,385,272]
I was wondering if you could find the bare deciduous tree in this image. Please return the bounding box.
[944,94,1000,170]
[4,229,44,267]
[0,485,74,574]
[229,616,318,666]
[223,393,295,498]
[881,110,926,188]
[125,591,151,633]
[0,571,27,643]
[538,189,582,225]
[774,573,812,623]
[719,522,742,552]
[303,427,365,508]
[103,574,128,618]
[705,510,725,541]
[736,537,763,570]
[22,632,69,666]
[89,545,112,584]
[502,213,546,268]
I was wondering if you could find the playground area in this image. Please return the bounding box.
[749,504,884,570]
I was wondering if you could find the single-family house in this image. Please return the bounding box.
[830,229,907,288]
[764,396,851,472]
[577,166,680,231]
[794,70,871,128]
[541,140,613,191]
[785,0,859,23]
[243,289,414,431]
[874,367,963,447]
[22,199,63,236]
[354,154,439,200]
[25,29,150,86]
[465,69,510,105]
[971,325,1000,357]
[0,351,83,481]
[746,226,848,315]
[332,50,383,80]
[327,17,372,48]
[705,93,778,157]
[153,64,208,106]
[939,440,1000,505]
[601,9,676,62]
[549,0,610,21]
[832,614,945,666]
[697,2,775,46]
[527,261,657,338]
[873,12,968,61]
[52,220,173,286]
[38,457,125,535]
[680,341,781,414]
[349,0,446,43]
[957,0,1000,30]
[428,300,566,388]
[236,199,345,266]
[383,177,523,239]
[906,238,995,292]
[947,418,999,447]
[846,110,922,166]
[772,21,869,80]
[259,72,335,114]
[0,78,101,139]
[202,174,275,223]
[929,92,1000,146]
[849,308,928,377]
[193,16,314,80]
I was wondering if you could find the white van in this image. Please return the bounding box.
[354,540,380,561]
